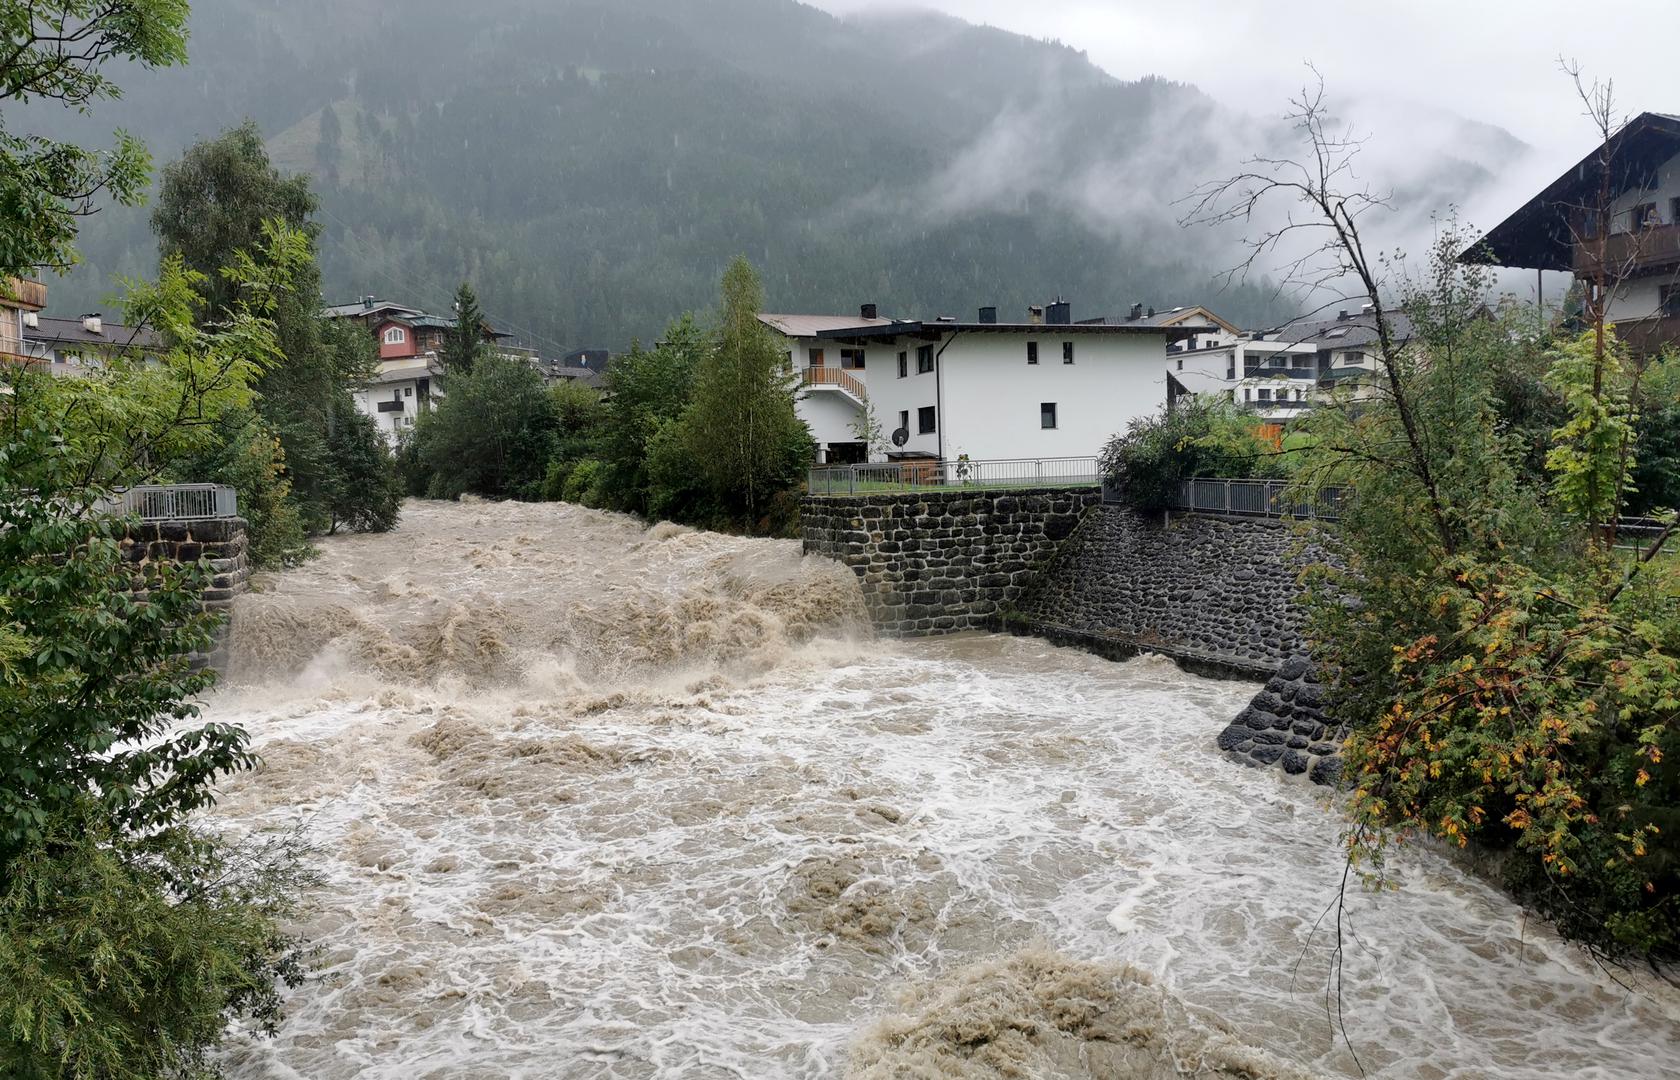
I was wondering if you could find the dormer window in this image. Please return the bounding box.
[383,326,407,345]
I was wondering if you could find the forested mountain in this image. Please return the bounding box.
[33,0,1522,353]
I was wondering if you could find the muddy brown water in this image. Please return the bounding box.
[204,500,1678,1079]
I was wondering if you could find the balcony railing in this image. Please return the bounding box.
[106,484,239,521]
[1574,223,1680,277]
[1243,366,1319,380]
[801,366,868,401]
[1613,314,1680,357]
[808,456,1098,496]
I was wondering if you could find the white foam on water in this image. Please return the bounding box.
[202,500,1679,1079]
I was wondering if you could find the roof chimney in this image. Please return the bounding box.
[1337,309,1349,321]
[1046,298,1071,325]
[978,305,997,324]
[1028,305,1045,325]
[81,313,103,336]
[363,295,376,309]
[1361,302,1375,314]
[22,311,38,329]
[1129,302,1144,321]
[860,302,878,320]
[1146,306,1155,318]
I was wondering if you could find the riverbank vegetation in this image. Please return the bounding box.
[1182,81,1680,963]
[399,256,812,536]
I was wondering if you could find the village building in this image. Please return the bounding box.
[1465,110,1680,356]
[325,296,510,442]
[761,301,1194,464]
[1,277,48,371]
[23,312,165,376]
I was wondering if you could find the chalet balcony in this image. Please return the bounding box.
[1573,224,1680,278]
[800,366,868,404]
[1243,366,1318,380]
[1615,315,1680,358]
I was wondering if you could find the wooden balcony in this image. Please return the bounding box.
[1614,315,1680,358]
[1573,224,1680,278]
[801,366,868,403]
[2,278,47,311]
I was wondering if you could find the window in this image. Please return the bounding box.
[1026,341,1039,365]
[403,386,413,397]
[807,347,825,367]
[1225,357,1235,379]
[1244,388,1252,402]
[1662,284,1680,318]
[897,351,908,378]
[916,344,934,374]
[1062,341,1074,364]
[1040,402,1058,429]
[1256,388,1272,401]
[897,409,909,434]
[840,348,866,370]
[1629,202,1658,232]
[1176,357,1184,371]
[382,326,406,345]
[917,405,936,434]
[1672,198,1680,227]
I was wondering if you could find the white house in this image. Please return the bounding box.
[353,356,441,441]
[761,301,1193,464]
[1169,336,1321,421]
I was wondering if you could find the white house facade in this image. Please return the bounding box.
[764,303,1192,464]
[353,356,441,441]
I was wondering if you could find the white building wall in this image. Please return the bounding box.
[940,333,1168,461]
[1607,277,1666,324]
[868,337,941,458]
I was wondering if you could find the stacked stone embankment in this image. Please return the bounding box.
[800,489,1099,635]
[123,517,251,670]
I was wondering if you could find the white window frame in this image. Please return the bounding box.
[383,326,407,345]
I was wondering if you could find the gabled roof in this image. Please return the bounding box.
[1462,111,1680,271]
[324,298,426,320]
[1102,305,1243,335]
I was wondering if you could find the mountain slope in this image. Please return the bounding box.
[35,0,1519,352]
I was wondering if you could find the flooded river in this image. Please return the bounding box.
[207,500,1678,1079]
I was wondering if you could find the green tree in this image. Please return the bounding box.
[1100,397,1287,512]
[409,352,555,499]
[442,281,488,376]
[0,240,312,1072]
[0,0,189,279]
[323,397,403,533]
[679,257,811,515]
[597,316,705,514]
[152,124,393,541]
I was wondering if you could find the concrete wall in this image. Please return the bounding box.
[123,517,252,671]
[800,488,1099,634]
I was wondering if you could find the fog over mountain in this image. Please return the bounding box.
[39,0,1528,351]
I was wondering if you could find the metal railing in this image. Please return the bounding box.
[107,484,239,522]
[801,366,869,401]
[1172,478,1343,520]
[808,456,1100,496]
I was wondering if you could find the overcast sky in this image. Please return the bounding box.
[811,0,1677,161]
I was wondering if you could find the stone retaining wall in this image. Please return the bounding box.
[800,489,1099,635]
[123,517,251,670]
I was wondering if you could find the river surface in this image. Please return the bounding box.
[206,500,1678,1079]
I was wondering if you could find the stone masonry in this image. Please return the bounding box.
[122,517,252,670]
[800,488,1100,635]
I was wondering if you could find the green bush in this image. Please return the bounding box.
[1099,397,1286,512]
[561,458,606,507]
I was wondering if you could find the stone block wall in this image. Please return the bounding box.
[122,517,251,670]
[800,488,1100,635]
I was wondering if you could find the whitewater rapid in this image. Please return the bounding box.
[204,500,1678,1079]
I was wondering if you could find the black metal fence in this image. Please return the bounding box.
[1171,478,1344,520]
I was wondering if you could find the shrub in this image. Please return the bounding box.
[1099,397,1285,511]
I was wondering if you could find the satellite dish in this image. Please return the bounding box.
[891,427,910,447]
